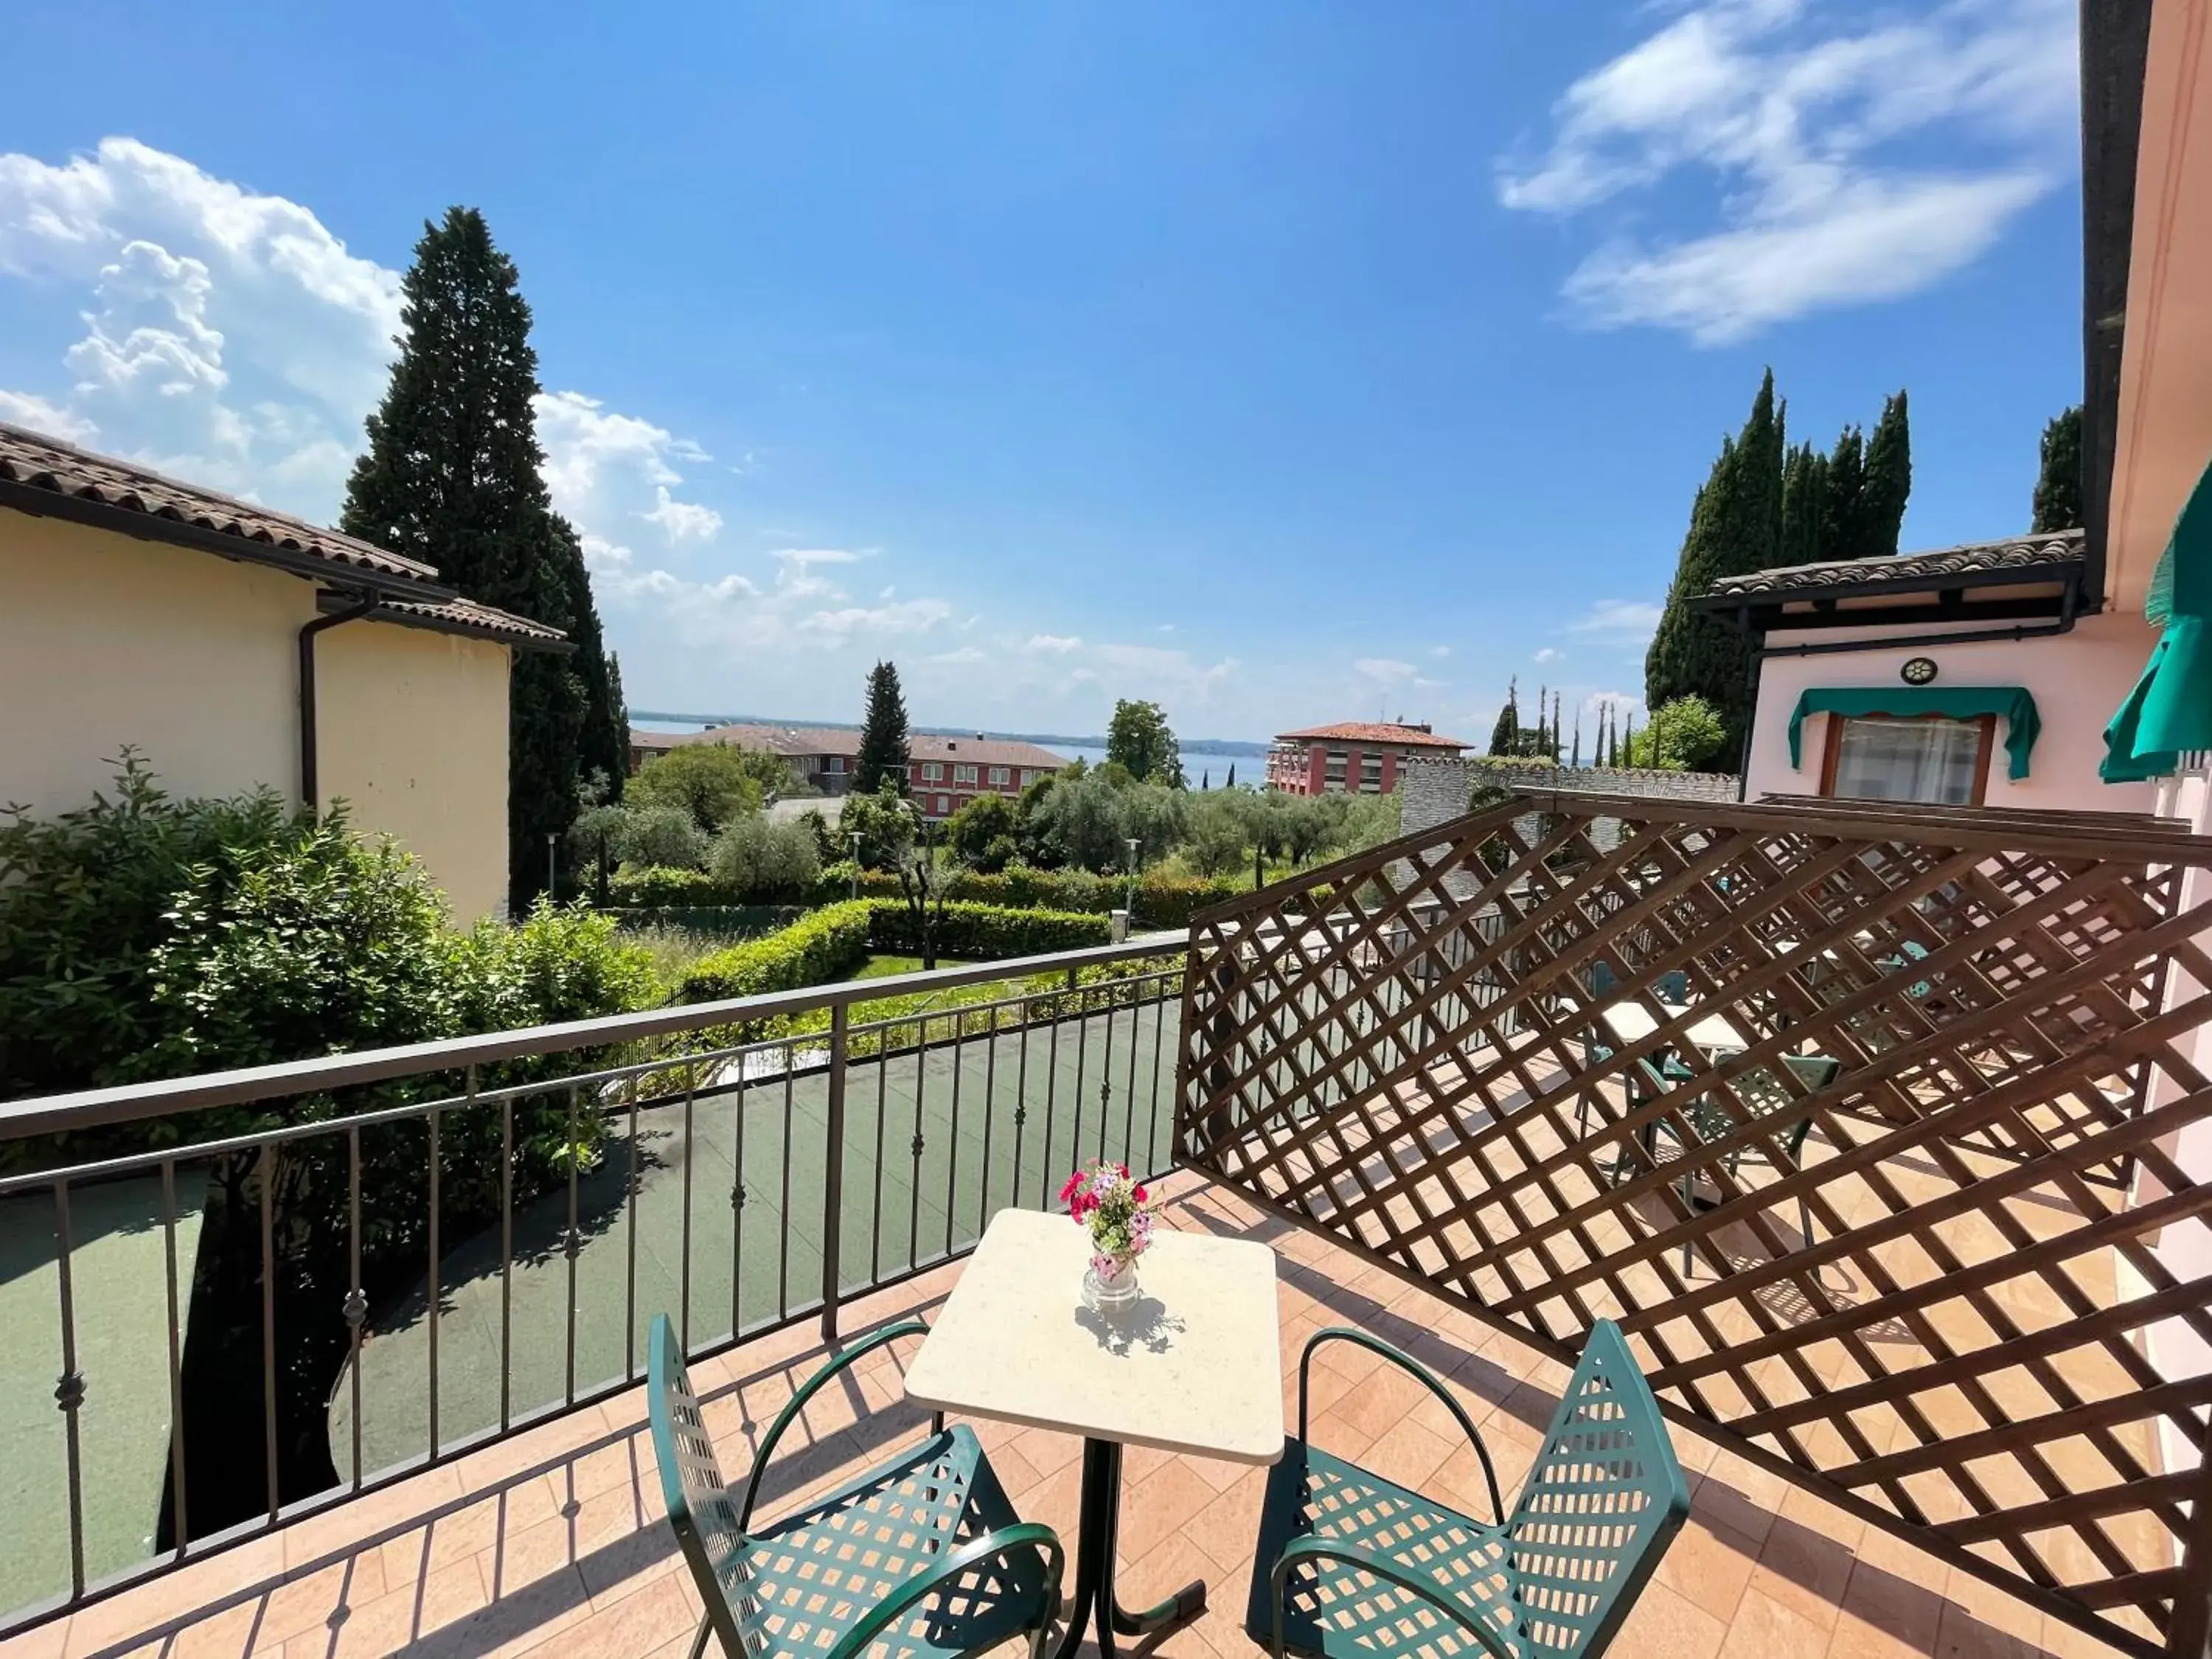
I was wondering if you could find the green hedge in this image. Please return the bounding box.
[608,864,727,907]
[675,900,875,1004]
[808,863,1238,928]
[866,900,1108,959]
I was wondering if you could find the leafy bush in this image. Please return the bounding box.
[608,864,728,907]
[709,814,823,900]
[0,753,296,1099]
[1625,695,1726,772]
[627,742,790,831]
[800,863,1236,927]
[946,793,1018,871]
[837,782,917,870]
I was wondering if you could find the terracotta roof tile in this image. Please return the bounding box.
[369,596,569,647]
[0,420,444,587]
[1700,528,2084,600]
[1273,722,1472,749]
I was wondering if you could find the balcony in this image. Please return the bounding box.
[7,1171,2132,1659]
[7,789,2212,1658]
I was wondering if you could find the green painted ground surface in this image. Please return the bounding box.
[330,997,1177,1481]
[0,1172,206,1621]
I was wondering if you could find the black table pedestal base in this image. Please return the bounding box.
[1050,1439,1206,1659]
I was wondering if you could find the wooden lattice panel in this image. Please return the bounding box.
[1175,791,2212,1656]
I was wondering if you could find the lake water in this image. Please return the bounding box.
[1046,746,1255,789]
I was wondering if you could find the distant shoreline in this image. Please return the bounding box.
[627,709,1273,759]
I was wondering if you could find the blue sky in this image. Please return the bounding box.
[0,0,2081,743]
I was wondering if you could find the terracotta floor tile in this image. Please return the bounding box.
[1355,1416,1456,1494]
[1654,1514,1762,1625]
[1118,1460,1224,1568]
[1605,1579,1731,1659]
[1717,1586,1832,1659]
[316,1557,489,1657]
[1181,1470,1270,1576]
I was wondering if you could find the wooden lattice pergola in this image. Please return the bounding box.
[1175,790,2212,1656]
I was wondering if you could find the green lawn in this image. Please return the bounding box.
[843,953,980,981]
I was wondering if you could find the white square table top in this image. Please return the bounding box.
[1598,999,1750,1055]
[903,1206,1285,1464]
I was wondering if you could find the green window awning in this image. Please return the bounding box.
[1787,686,2041,780]
[2103,453,2212,784]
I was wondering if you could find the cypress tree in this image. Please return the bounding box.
[1821,425,1867,560]
[1571,709,1582,768]
[855,661,911,794]
[1860,390,1912,557]
[1778,442,1829,568]
[1646,369,1781,769]
[2032,406,2085,532]
[1226,762,1237,787]
[1488,678,1520,757]
[341,206,616,910]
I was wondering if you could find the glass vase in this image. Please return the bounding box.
[1082,1256,1141,1314]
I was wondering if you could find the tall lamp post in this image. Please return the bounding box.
[1124,837,1141,922]
[546,831,558,903]
[849,832,864,900]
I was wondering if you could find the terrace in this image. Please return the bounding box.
[5,793,2212,1659]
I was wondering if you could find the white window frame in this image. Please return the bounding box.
[922,762,944,782]
[988,766,1010,786]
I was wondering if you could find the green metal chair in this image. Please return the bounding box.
[648,1313,1063,1659]
[1247,1319,1688,1659]
[1671,1053,1843,1258]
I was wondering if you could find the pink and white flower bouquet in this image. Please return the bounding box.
[1060,1160,1158,1284]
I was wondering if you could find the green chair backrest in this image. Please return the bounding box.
[650,1314,752,1658]
[1504,1319,1690,1657]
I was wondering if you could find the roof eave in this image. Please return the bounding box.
[1691,558,2088,631]
[1,475,457,604]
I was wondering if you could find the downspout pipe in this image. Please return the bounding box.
[299,594,380,817]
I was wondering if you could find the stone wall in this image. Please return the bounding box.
[1397,759,1743,837]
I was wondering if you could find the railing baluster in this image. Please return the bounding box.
[53,1179,87,1599]
[1146,970,1169,1178]
[681,1064,696,1352]
[1096,984,1116,1164]
[345,1128,364,1491]
[624,1074,641,1380]
[908,1015,927,1272]
[160,1158,190,1548]
[500,1095,513,1434]
[260,1144,281,1515]
[1123,980,1142,1168]
[944,1015,964,1258]
[869,1024,888,1285]
[1043,994,1062,1203]
[821,1004,849,1341]
[1015,1001,1034,1207]
[978,1001,999,1235]
[731,1065,748,1340]
[564,1085,580,1408]
[777,1046,795,1321]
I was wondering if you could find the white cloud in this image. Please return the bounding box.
[931,645,987,664]
[0,136,401,511]
[1091,641,1238,706]
[1499,0,2076,341]
[0,387,95,441]
[1354,658,1421,686]
[1567,599,1663,644]
[1428,645,1452,659]
[1533,647,1565,664]
[1025,633,1084,654]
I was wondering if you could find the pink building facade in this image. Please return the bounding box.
[1265,722,1470,796]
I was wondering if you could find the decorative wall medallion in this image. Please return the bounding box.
[1900,656,1938,686]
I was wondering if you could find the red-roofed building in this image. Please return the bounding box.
[1265,721,1471,795]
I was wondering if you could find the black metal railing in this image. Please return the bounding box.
[0,934,1186,1635]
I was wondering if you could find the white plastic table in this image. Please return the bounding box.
[905,1206,1283,1659]
[1598,1000,1750,1056]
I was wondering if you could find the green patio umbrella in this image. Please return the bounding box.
[2104,452,2212,783]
